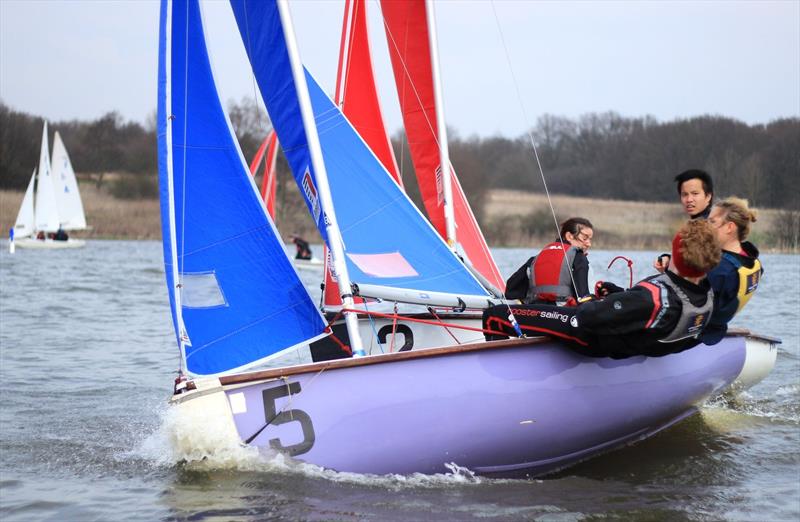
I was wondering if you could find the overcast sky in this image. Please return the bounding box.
[1,0,798,138]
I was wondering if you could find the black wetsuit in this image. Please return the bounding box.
[293,238,312,260]
[484,271,714,359]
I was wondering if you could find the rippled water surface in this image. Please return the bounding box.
[1,241,798,521]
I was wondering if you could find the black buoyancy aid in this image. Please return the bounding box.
[527,242,578,303]
[637,273,714,343]
[720,251,762,314]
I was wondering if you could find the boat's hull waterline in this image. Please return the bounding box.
[171,331,777,477]
[13,238,86,249]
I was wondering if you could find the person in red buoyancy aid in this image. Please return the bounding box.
[484,220,721,359]
[505,217,594,306]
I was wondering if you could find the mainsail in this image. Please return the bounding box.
[380,0,505,292]
[50,131,87,230]
[231,0,494,309]
[34,122,60,233]
[157,0,327,376]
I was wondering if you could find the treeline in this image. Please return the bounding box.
[448,112,799,213]
[1,100,797,215]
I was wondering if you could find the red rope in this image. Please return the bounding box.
[607,255,634,289]
[340,308,492,334]
[427,307,461,344]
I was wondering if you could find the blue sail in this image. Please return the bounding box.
[230,0,490,304]
[157,0,327,376]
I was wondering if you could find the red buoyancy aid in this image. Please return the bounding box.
[527,241,578,303]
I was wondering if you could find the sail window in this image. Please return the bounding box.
[347,252,419,278]
[180,272,227,308]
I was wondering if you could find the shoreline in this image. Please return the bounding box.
[1,186,796,253]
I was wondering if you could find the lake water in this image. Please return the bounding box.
[1,241,798,521]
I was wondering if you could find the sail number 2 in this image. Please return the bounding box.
[261,382,315,456]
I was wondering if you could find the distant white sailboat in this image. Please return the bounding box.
[13,122,87,249]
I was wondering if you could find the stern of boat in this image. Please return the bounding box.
[729,330,779,394]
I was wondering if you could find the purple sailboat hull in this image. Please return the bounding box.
[202,334,764,477]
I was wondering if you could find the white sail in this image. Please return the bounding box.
[13,169,36,238]
[50,131,87,230]
[33,122,60,233]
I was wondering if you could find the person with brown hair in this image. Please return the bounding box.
[701,197,762,344]
[504,217,594,305]
[484,220,722,358]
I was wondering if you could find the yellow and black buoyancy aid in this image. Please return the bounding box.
[720,251,762,314]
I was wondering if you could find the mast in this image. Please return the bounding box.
[277,0,365,356]
[163,0,189,372]
[425,0,456,249]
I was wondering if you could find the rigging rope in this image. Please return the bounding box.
[489,0,580,302]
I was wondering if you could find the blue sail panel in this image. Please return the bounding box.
[229,0,489,300]
[157,0,326,376]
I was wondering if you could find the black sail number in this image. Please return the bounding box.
[260,382,315,456]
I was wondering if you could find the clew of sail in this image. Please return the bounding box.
[380,0,505,293]
[50,131,87,231]
[13,169,36,239]
[230,0,494,309]
[34,122,60,233]
[157,0,327,376]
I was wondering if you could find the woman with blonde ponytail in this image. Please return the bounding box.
[702,197,763,344]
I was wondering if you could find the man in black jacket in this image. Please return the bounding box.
[483,220,721,358]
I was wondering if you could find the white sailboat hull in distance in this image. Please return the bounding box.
[14,238,86,249]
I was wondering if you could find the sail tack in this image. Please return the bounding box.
[158,0,326,375]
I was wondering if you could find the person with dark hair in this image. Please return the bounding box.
[54,227,69,241]
[504,217,593,305]
[701,197,763,345]
[674,169,714,220]
[484,220,722,359]
[290,235,312,260]
[654,169,715,273]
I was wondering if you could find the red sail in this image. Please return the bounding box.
[381,0,505,292]
[249,130,279,219]
[324,0,402,307]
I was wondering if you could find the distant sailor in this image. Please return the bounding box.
[54,227,69,241]
[291,234,312,260]
[484,220,721,358]
[504,217,594,306]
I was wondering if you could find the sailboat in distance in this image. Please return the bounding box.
[13,122,87,249]
[161,0,777,477]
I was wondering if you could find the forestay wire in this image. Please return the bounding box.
[489,0,580,301]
